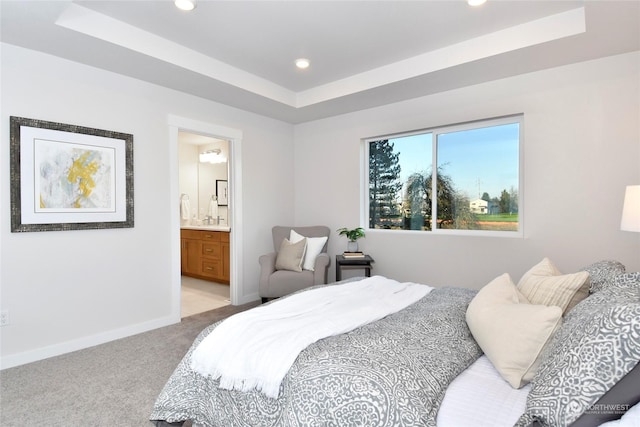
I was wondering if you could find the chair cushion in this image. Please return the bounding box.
[275,238,307,272]
[267,270,316,297]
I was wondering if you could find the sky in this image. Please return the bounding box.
[387,122,519,201]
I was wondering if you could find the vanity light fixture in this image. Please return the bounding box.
[199,148,226,164]
[175,0,197,11]
[295,58,310,69]
[468,0,487,6]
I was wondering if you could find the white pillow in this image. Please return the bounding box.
[466,273,563,389]
[290,230,328,271]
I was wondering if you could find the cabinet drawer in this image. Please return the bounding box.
[201,260,222,278]
[200,231,221,242]
[202,243,222,258]
[181,229,202,240]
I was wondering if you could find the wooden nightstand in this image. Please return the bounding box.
[336,254,375,281]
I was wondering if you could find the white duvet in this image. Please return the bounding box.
[190,276,432,398]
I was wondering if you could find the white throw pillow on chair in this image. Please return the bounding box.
[290,230,328,271]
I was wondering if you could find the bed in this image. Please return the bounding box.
[150,259,640,427]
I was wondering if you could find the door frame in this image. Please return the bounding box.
[168,115,243,317]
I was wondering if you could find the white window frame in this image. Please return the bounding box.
[362,115,524,238]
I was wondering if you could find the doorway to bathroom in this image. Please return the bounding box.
[178,132,231,317]
[169,115,244,322]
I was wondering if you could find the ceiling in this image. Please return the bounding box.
[1,1,639,124]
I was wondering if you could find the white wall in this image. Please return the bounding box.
[2,42,638,369]
[0,44,295,368]
[294,52,640,289]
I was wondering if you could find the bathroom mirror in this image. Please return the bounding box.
[198,162,227,218]
[178,132,229,225]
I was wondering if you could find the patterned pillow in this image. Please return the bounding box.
[515,286,640,427]
[580,260,626,294]
[609,272,640,292]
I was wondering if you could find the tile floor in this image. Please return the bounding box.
[181,276,231,318]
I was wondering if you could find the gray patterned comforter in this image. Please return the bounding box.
[150,286,481,427]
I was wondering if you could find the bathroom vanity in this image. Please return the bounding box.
[180,226,230,284]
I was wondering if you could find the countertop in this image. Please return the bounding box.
[181,225,231,232]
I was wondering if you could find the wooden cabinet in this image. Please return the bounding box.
[221,232,230,282]
[181,229,230,284]
[181,237,202,276]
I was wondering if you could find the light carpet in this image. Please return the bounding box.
[0,302,259,427]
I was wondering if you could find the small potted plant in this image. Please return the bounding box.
[337,227,365,252]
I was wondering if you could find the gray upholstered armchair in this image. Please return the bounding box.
[259,226,331,303]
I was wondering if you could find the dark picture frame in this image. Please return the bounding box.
[216,179,228,206]
[10,116,134,232]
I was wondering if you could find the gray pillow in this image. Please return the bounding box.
[580,260,626,294]
[515,286,640,427]
[571,361,640,426]
[275,238,307,272]
[609,272,640,292]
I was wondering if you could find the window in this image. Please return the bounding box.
[367,115,522,235]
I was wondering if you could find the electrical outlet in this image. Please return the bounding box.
[0,311,10,326]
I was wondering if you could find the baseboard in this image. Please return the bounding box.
[236,291,260,306]
[0,313,180,370]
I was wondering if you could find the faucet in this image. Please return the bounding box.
[204,215,218,225]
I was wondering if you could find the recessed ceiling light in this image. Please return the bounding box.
[468,0,486,6]
[175,0,196,11]
[295,58,310,70]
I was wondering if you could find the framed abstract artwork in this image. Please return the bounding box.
[10,116,134,232]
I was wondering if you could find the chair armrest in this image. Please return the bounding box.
[312,253,330,285]
[259,252,277,288]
